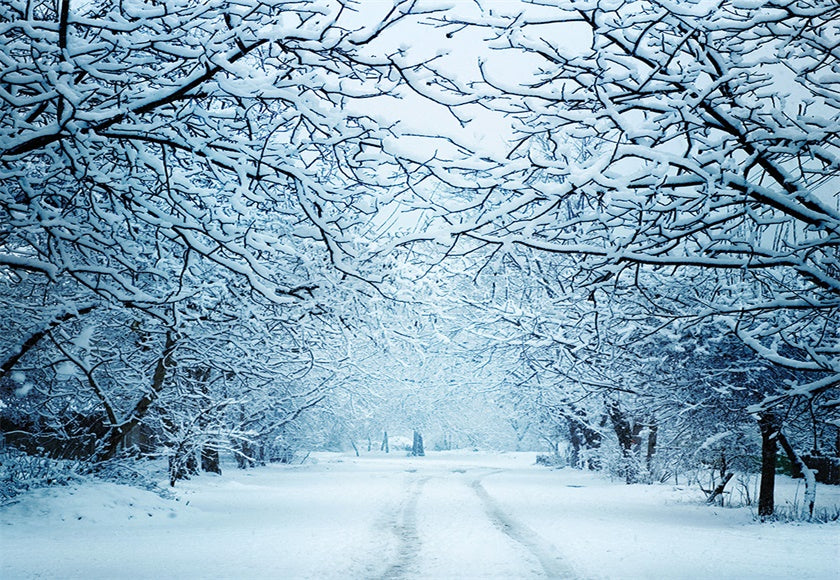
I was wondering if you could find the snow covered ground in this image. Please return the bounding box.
[1,451,838,579]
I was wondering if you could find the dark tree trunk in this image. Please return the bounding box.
[201,445,221,474]
[235,440,260,469]
[192,367,220,475]
[0,305,97,381]
[568,423,582,468]
[777,431,815,518]
[758,413,779,519]
[381,431,389,453]
[566,411,604,470]
[169,445,198,486]
[411,430,425,457]
[835,426,840,457]
[706,472,734,505]
[235,444,251,469]
[608,402,639,484]
[587,415,608,470]
[98,331,177,461]
[646,422,658,476]
[566,411,603,470]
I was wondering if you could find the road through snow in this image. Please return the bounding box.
[470,475,575,578]
[382,475,428,579]
[2,451,838,579]
[399,465,571,579]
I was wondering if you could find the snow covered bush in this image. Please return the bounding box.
[0,446,83,503]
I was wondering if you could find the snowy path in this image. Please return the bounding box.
[2,452,839,579]
[398,466,570,578]
[469,474,574,578]
[382,475,428,579]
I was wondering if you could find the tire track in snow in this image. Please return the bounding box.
[381,475,428,579]
[470,477,577,579]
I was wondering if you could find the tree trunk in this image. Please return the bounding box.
[706,472,734,505]
[194,367,220,474]
[169,444,198,486]
[777,431,815,519]
[646,422,658,478]
[758,413,778,519]
[201,445,221,475]
[411,430,425,457]
[97,331,177,461]
[0,305,97,381]
[235,439,261,469]
[235,442,251,469]
[835,426,840,456]
[568,421,582,468]
[381,431,389,453]
[566,410,604,469]
[587,415,607,470]
[607,402,638,484]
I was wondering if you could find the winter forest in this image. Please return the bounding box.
[1,0,839,578]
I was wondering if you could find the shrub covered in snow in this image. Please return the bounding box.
[0,447,83,503]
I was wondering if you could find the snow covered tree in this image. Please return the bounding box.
[1,0,453,312]
[0,0,465,469]
[414,0,840,407]
[378,0,840,515]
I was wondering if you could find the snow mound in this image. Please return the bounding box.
[0,481,184,527]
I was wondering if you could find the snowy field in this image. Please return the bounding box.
[1,451,838,579]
